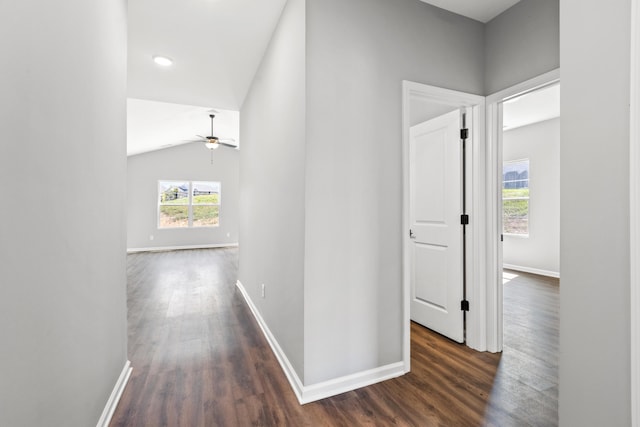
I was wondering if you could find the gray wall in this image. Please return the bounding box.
[239,0,484,386]
[239,0,306,379]
[560,0,631,424]
[484,0,559,94]
[0,0,128,425]
[503,118,560,276]
[303,0,484,384]
[127,143,239,250]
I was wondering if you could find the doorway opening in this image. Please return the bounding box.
[401,81,485,370]
[485,69,560,352]
[483,73,562,426]
[501,83,560,278]
[500,82,560,362]
[500,83,560,422]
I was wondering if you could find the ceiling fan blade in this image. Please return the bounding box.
[217,141,238,148]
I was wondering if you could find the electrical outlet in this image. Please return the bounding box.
[261,283,265,298]
[149,235,154,241]
[227,232,231,237]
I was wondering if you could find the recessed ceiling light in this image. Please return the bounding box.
[152,55,173,67]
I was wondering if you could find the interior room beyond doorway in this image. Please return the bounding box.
[501,83,560,279]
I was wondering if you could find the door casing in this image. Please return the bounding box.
[630,0,640,424]
[485,69,560,353]
[402,81,485,371]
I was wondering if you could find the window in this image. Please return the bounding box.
[502,160,529,235]
[158,181,220,228]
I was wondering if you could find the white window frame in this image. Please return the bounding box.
[502,158,530,237]
[157,180,221,229]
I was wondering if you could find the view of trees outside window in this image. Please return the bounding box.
[158,181,220,228]
[503,160,529,235]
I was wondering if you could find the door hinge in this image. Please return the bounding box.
[460,214,469,225]
[501,234,504,242]
[461,300,470,312]
[460,128,469,140]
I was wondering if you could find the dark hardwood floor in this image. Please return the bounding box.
[110,249,558,426]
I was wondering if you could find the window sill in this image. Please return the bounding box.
[503,233,529,239]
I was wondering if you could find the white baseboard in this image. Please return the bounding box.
[300,361,405,404]
[235,280,406,405]
[235,280,305,400]
[503,263,560,279]
[127,243,238,253]
[96,360,132,427]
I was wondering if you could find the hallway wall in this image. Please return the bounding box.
[560,0,632,424]
[0,0,128,425]
[239,0,306,379]
[303,0,484,384]
[484,0,559,94]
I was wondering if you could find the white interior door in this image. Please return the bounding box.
[409,109,464,343]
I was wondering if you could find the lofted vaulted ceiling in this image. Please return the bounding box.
[127,0,286,155]
[128,0,287,110]
[127,0,528,155]
[419,0,521,23]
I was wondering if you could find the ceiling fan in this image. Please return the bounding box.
[195,114,237,150]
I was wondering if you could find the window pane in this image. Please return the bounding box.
[503,199,529,234]
[192,181,220,205]
[193,205,219,227]
[503,159,530,234]
[159,205,189,228]
[502,187,529,199]
[160,181,189,204]
[503,160,529,189]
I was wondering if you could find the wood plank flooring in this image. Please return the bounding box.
[110,250,558,426]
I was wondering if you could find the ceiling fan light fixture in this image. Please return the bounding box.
[152,55,173,67]
[204,136,220,150]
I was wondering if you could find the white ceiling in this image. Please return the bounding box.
[503,84,560,131]
[127,99,240,156]
[127,0,286,155]
[128,0,525,155]
[128,0,287,110]
[419,0,520,23]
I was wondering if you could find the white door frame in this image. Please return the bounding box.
[402,81,485,370]
[630,0,640,424]
[485,69,560,353]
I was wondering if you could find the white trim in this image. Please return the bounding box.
[301,362,405,404]
[503,264,560,279]
[503,233,530,239]
[235,280,404,404]
[630,0,640,424]
[127,243,238,253]
[401,81,486,363]
[485,96,503,353]
[485,69,560,353]
[467,95,487,352]
[485,69,561,104]
[96,360,132,427]
[235,280,305,401]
